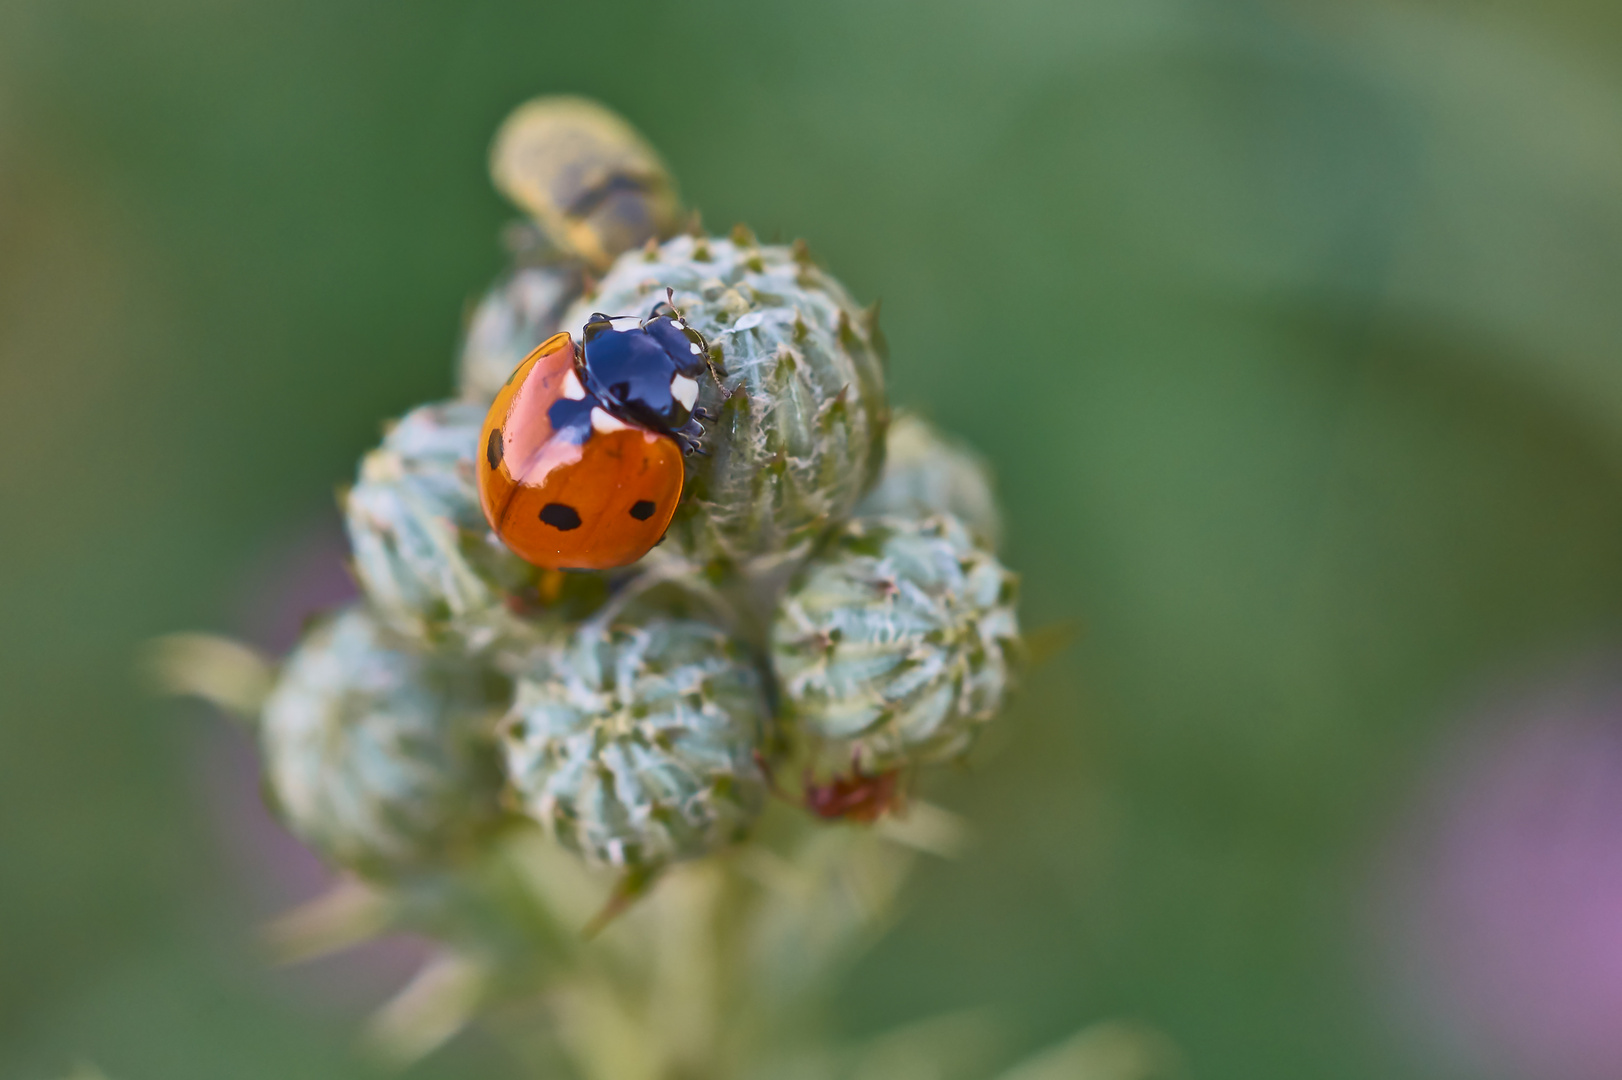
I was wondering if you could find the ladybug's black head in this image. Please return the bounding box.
[582,312,619,343]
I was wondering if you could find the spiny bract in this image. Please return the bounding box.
[771,515,1019,772]
[345,401,537,646]
[569,232,889,574]
[258,605,508,877]
[501,613,769,868]
[856,411,1004,551]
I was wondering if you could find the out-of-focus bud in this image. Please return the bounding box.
[490,96,685,271]
[457,261,583,404]
[857,411,1003,550]
[259,606,508,877]
[573,233,890,575]
[772,515,1019,773]
[501,613,769,869]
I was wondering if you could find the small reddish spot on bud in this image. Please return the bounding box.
[804,767,902,823]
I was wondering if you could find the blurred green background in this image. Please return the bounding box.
[5,1,1622,1077]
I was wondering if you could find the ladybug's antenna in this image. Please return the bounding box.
[584,311,641,332]
[645,286,683,327]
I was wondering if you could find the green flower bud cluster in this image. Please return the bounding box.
[240,97,1020,885]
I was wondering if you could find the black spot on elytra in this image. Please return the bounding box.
[630,500,656,521]
[486,428,504,469]
[540,503,582,531]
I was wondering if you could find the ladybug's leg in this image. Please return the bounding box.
[672,416,708,456]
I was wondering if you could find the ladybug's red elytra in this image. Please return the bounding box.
[476,295,715,571]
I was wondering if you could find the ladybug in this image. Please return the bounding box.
[477,293,715,570]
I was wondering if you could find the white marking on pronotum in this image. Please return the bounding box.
[689,342,702,354]
[562,370,587,400]
[591,407,631,434]
[671,375,699,411]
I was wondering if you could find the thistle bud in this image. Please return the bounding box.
[344,402,539,646]
[259,606,508,877]
[856,411,1004,550]
[457,260,583,404]
[771,515,1019,772]
[570,234,889,573]
[490,96,685,270]
[501,614,769,868]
